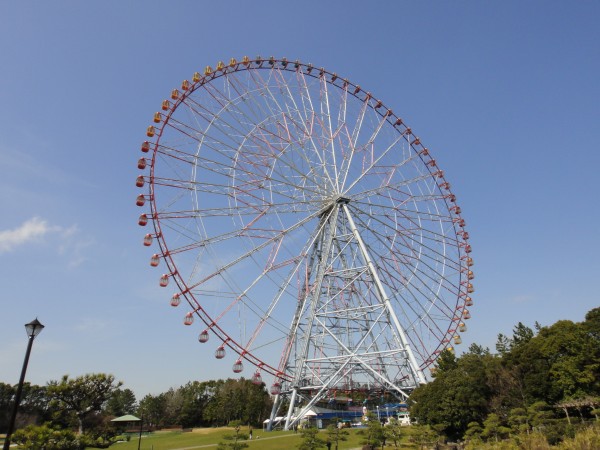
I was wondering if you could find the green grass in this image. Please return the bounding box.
[3,426,418,449]
[99,427,370,450]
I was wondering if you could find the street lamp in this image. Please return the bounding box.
[3,319,44,450]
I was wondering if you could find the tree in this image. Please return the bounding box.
[138,393,167,428]
[507,407,529,433]
[325,421,349,450]
[200,379,225,425]
[357,413,384,449]
[409,424,438,450]
[0,382,52,432]
[495,322,535,356]
[584,308,600,340]
[467,343,490,356]
[47,374,122,434]
[435,348,458,374]
[200,378,271,427]
[384,417,405,449]
[0,382,16,432]
[495,333,511,355]
[502,317,599,406]
[463,421,483,442]
[512,322,535,347]
[526,402,553,432]
[480,413,510,443]
[409,351,492,439]
[241,378,272,426]
[177,381,207,428]
[104,388,136,417]
[162,387,185,426]
[19,383,53,424]
[297,426,326,450]
[542,321,598,401]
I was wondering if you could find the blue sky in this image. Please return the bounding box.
[1,1,598,399]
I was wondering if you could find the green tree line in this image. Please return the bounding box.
[409,307,600,446]
[1,375,271,448]
[137,378,271,428]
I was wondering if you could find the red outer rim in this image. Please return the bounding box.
[138,56,473,380]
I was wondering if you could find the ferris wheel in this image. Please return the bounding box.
[135,56,473,429]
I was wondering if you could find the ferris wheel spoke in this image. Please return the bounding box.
[343,135,413,196]
[153,199,313,222]
[233,133,321,197]
[184,81,304,164]
[318,74,340,192]
[365,210,461,266]
[355,226,460,309]
[155,143,201,168]
[155,141,334,205]
[177,97,254,148]
[205,76,282,133]
[184,82,272,141]
[184,207,324,293]
[159,125,241,177]
[244,67,294,129]
[188,243,301,342]
[278,115,332,189]
[294,70,337,191]
[352,197,456,234]
[375,241,461,298]
[348,208,460,321]
[336,95,371,188]
[270,73,337,190]
[211,284,292,342]
[349,107,397,181]
[349,169,439,204]
[234,73,337,199]
[380,256,459,321]
[349,198,454,240]
[241,253,312,350]
[337,83,349,135]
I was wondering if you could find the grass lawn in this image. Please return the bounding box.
[4,426,419,449]
[100,426,411,450]
[105,427,300,450]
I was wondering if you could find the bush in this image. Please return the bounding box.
[12,424,84,450]
[558,424,600,450]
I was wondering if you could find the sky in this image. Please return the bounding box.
[0,1,598,400]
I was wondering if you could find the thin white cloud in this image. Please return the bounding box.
[511,294,535,303]
[0,218,93,268]
[73,318,123,342]
[66,239,95,269]
[0,217,58,253]
[56,224,95,269]
[75,317,109,333]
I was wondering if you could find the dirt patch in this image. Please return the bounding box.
[191,427,230,434]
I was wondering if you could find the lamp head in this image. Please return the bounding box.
[25,318,44,339]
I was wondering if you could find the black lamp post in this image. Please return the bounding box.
[137,414,143,450]
[2,319,44,450]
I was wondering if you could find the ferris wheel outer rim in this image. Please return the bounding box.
[139,56,473,381]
